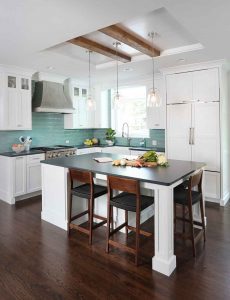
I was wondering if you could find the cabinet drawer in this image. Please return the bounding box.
[27,154,45,164]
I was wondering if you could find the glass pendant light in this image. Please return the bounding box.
[113,41,122,109]
[87,50,96,110]
[147,32,161,108]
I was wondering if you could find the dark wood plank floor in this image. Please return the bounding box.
[0,197,229,300]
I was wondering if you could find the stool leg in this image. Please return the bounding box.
[111,206,114,231]
[182,205,186,233]
[200,196,206,243]
[135,207,140,266]
[125,210,128,238]
[106,203,111,253]
[89,197,94,245]
[188,202,196,257]
[67,195,73,236]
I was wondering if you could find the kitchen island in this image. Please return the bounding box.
[41,152,204,276]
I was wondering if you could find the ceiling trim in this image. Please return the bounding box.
[68,36,131,63]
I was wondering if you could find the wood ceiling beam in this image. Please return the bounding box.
[68,36,131,63]
[99,25,160,57]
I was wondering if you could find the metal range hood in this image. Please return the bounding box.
[32,81,75,113]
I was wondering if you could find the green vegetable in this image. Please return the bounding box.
[140,150,158,162]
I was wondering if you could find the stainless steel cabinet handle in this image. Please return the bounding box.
[192,128,195,145]
[189,128,192,145]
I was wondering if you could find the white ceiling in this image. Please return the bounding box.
[1,0,230,86]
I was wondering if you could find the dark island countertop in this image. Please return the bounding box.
[0,150,45,157]
[41,152,204,186]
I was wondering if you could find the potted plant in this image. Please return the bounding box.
[105,128,116,146]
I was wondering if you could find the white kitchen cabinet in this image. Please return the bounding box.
[167,102,220,167]
[64,79,94,129]
[0,69,32,130]
[0,153,45,204]
[77,147,102,155]
[167,102,221,202]
[166,72,193,104]
[193,68,219,102]
[146,78,166,129]
[14,156,27,196]
[166,68,220,104]
[167,103,192,161]
[102,146,130,155]
[26,154,45,193]
[130,149,165,156]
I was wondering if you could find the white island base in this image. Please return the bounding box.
[41,163,183,277]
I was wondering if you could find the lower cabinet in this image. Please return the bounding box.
[204,171,220,201]
[102,146,130,155]
[0,153,45,204]
[77,147,102,155]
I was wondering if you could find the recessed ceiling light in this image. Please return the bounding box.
[178,58,185,63]
[123,67,133,72]
[46,66,54,70]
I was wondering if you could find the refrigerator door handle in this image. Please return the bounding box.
[192,128,195,145]
[189,128,192,145]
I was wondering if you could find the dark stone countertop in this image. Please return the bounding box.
[41,152,204,186]
[0,150,45,157]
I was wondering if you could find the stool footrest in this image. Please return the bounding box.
[69,223,89,235]
[109,239,136,254]
[93,214,107,221]
[71,209,89,222]
[127,225,152,237]
[109,222,127,236]
[92,220,107,229]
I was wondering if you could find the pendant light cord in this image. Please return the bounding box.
[116,43,119,94]
[150,33,155,91]
[88,50,91,95]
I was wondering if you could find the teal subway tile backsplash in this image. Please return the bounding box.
[0,113,94,152]
[93,128,165,149]
[0,113,165,153]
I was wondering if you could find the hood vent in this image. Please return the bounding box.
[32,81,75,113]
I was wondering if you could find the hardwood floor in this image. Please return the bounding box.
[0,197,229,300]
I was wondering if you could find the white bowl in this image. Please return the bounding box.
[12,145,25,153]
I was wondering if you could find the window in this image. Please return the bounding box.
[111,86,149,137]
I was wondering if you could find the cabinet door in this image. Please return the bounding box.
[192,102,220,171]
[204,171,220,200]
[167,103,192,160]
[7,75,31,130]
[166,72,193,104]
[193,68,219,102]
[14,156,26,196]
[20,77,32,129]
[27,164,42,193]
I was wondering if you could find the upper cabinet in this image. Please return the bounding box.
[193,68,219,102]
[146,77,166,129]
[64,79,94,129]
[0,70,32,130]
[166,67,220,104]
[166,72,193,104]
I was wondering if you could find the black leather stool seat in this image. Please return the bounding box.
[110,192,154,212]
[174,185,202,206]
[71,183,107,199]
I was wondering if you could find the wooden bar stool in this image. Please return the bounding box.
[174,169,206,257]
[106,175,154,265]
[68,169,108,245]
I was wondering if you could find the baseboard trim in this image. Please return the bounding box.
[220,192,230,206]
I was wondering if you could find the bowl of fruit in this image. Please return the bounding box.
[12,144,25,153]
[84,139,93,146]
